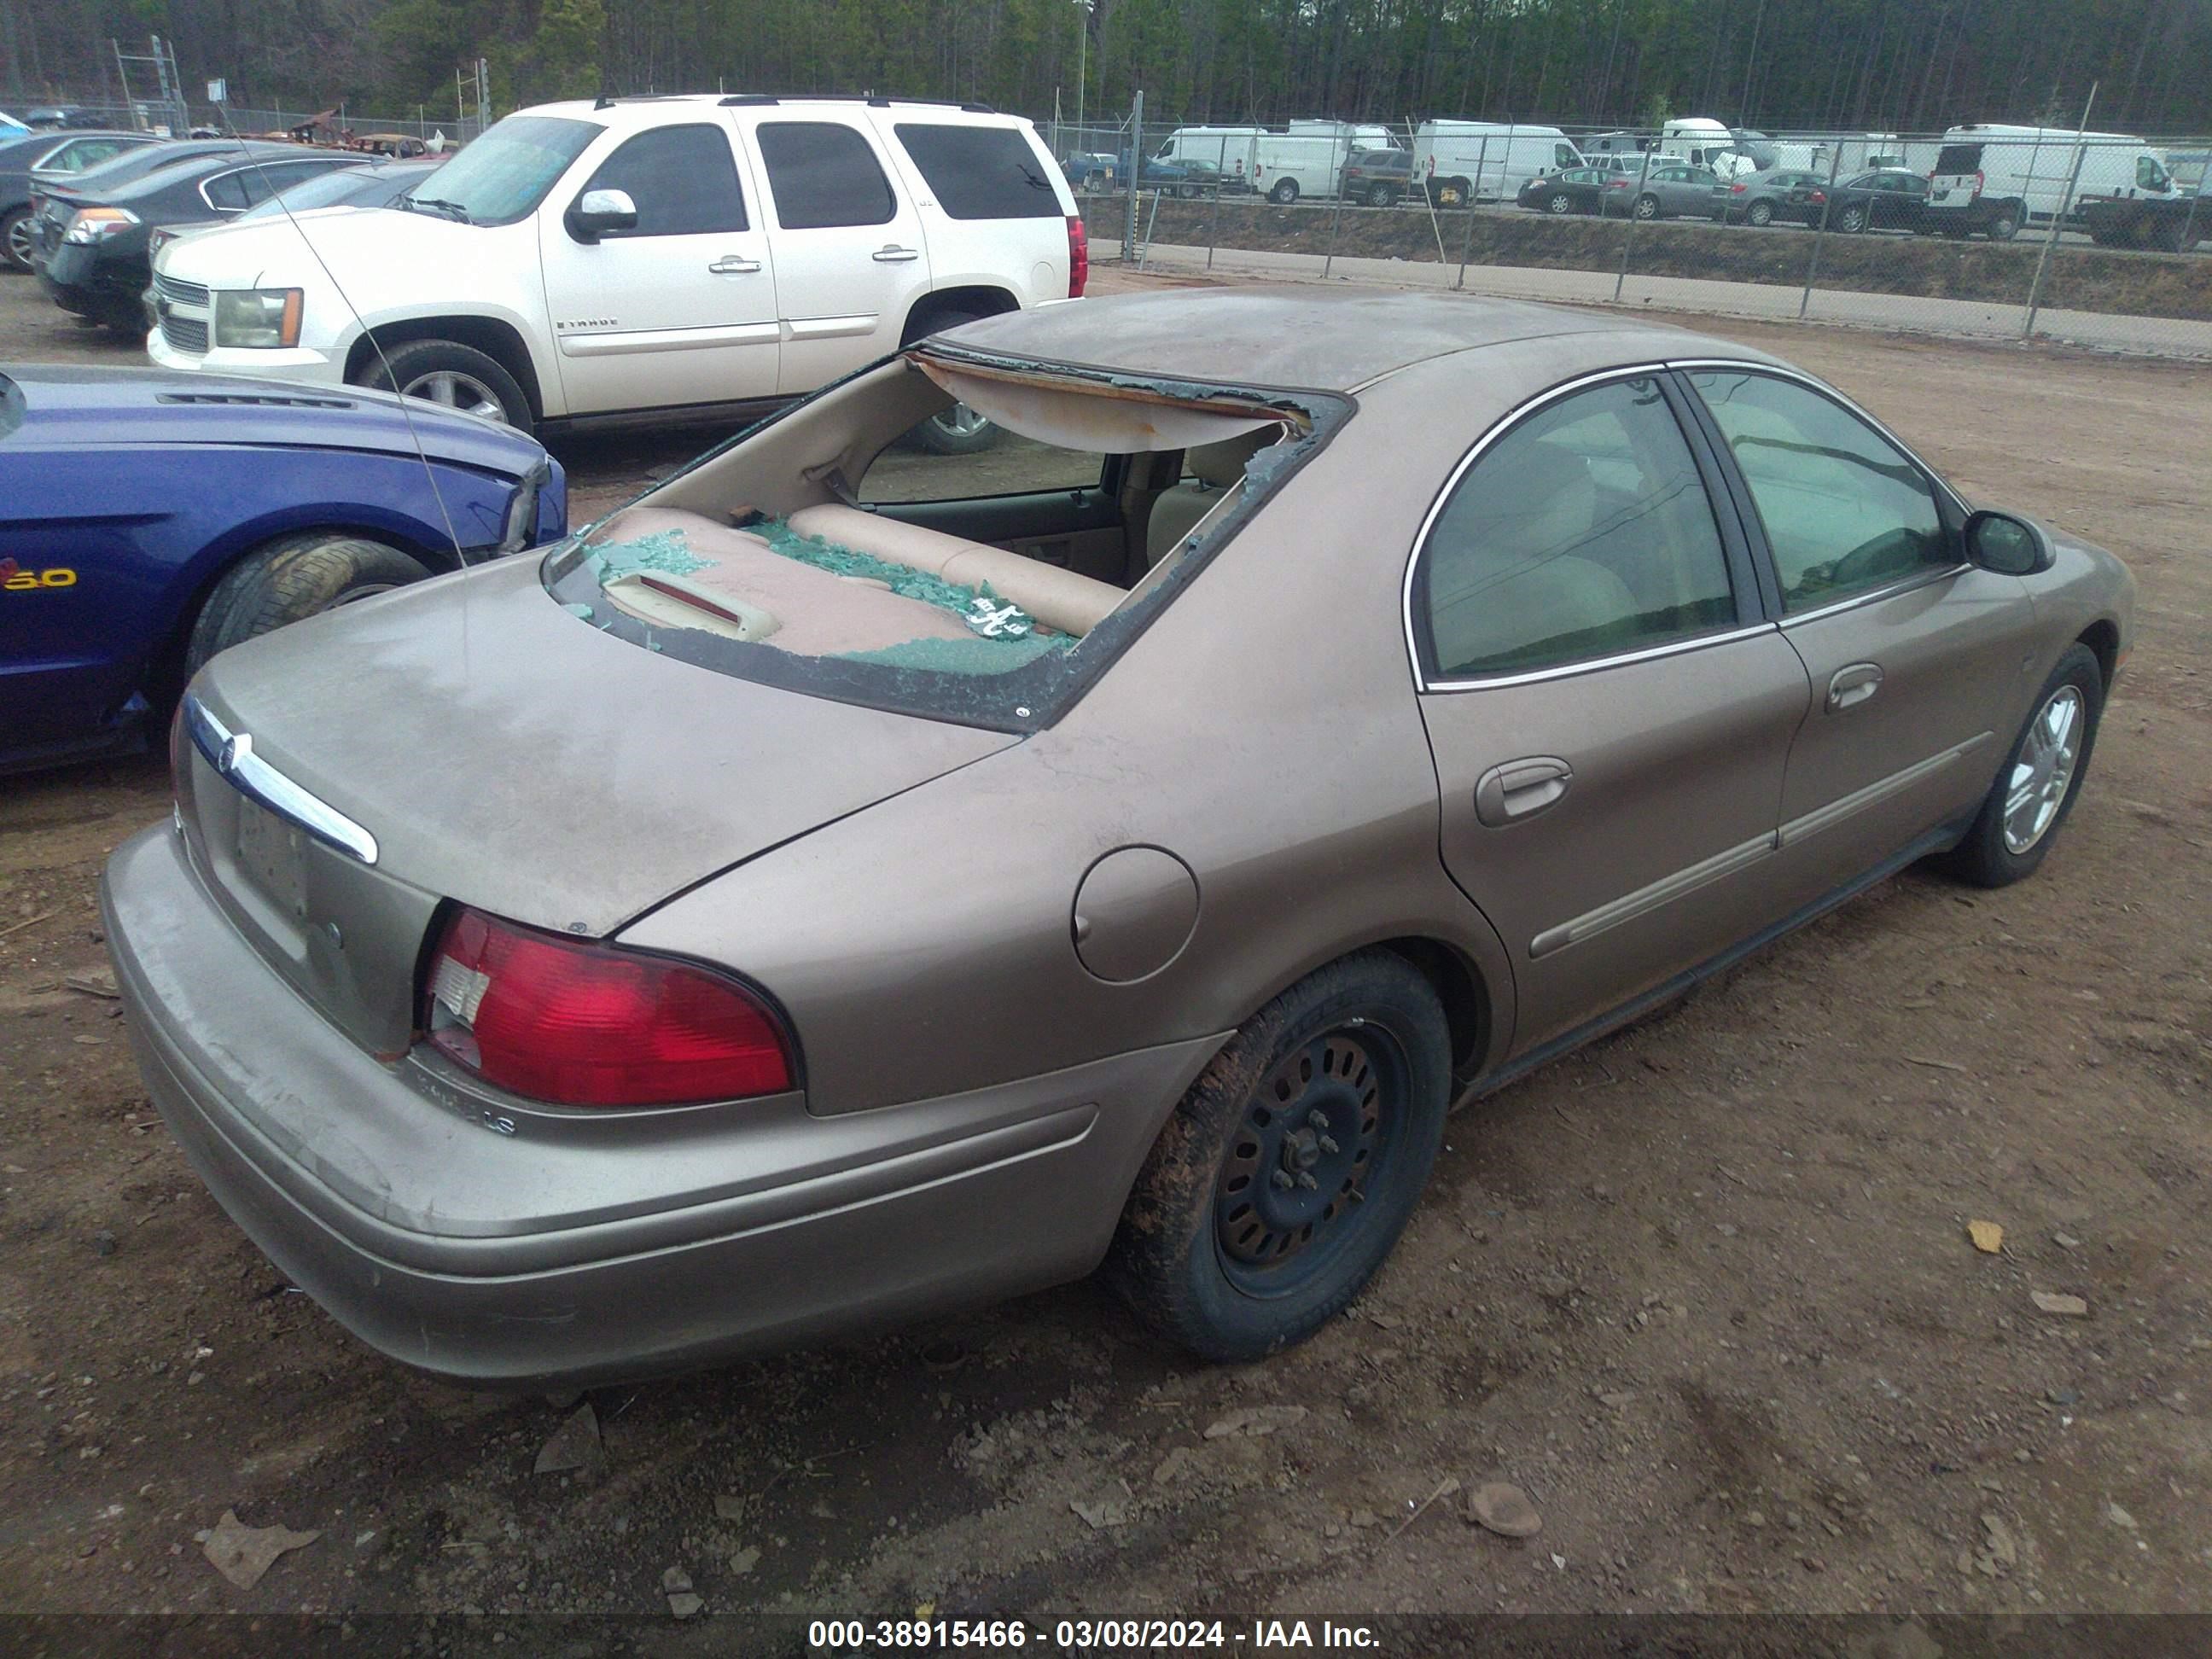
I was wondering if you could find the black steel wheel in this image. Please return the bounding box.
[1109,951,1452,1361]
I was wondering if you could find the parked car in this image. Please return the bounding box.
[1615,161,1722,219]
[0,363,563,774]
[3,130,159,271]
[1062,151,1117,191]
[1515,166,1625,215]
[102,289,2131,1385]
[1710,168,1831,227]
[25,139,303,268]
[1341,148,1414,207]
[40,145,362,329]
[21,106,117,131]
[1120,149,1224,196]
[1822,168,1932,234]
[150,96,1085,448]
[142,160,450,322]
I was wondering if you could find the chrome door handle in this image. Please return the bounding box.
[870,245,921,263]
[707,256,762,274]
[1826,662,1883,713]
[1474,756,1573,827]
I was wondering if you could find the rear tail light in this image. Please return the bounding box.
[1066,213,1088,298]
[1810,190,1827,203]
[1731,183,1748,194]
[422,907,793,1107]
[1972,169,1986,198]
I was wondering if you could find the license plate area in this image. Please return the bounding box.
[235,795,309,919]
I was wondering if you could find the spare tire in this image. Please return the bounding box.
[186,532,429,677]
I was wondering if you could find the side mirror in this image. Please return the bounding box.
[566,187,637,243]
[1964,509,2054,576]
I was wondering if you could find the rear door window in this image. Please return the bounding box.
[1417,377,1737,678]
[581,124,747,236]
[894,125,1060,219]
[756,122,896,229]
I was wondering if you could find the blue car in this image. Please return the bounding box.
[1,364,566,773]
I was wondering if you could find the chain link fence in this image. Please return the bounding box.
[1065,115,2212,358]
[3,94,484,147]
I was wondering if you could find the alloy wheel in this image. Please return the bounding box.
[928,403,991,441]
[399,369,509,423]
[1548,193,1572,213]
[2002,685,2084,854]
[1634,195,1658,220]
[4,217,32,270]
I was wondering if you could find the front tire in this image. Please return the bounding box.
[353,337,533,431]
[1939,644,2104,888]
[185,532,429,677]
[1108,952,1452,1362]
[1546,191,1574,215]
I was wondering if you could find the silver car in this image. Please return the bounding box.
[104,292,2133,1387]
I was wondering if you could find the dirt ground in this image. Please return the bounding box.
[1,267,2208,1637]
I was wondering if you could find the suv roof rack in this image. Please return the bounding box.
[717,94,998,114]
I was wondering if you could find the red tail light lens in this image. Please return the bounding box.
[423,908,793,1107]
[1066,213,1088,298]
[1810,189,1827,203]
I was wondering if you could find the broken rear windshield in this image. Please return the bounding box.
[541,347,1342,734]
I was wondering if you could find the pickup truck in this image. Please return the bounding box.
[2078,190,2205,253]
[147,96,1085,449]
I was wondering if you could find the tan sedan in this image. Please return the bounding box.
[103,291,2133,1383]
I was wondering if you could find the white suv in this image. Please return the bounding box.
[146,96,1086,447]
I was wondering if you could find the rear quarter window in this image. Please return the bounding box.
[893,124,1062,219]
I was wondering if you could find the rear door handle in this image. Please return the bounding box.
[1474,756,1573,827]
[707,256,762,274]
[1826,662,1883,712]
[871,245,921,263]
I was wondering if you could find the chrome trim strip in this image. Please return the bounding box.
[1400,362,1678,694]
[1777,562,1973,629]
[1777,732,1993,847]
[1426,621,1776,692]
[1529,829,1777,959]
[183,695,379,865]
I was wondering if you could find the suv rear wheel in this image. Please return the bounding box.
[901,307,1002,455]
[354,338,533,432]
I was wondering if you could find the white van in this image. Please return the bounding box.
[1412,122,1582,205]
[1656,118,1760,183]
[1926,123,2175,240]
[1157,123,1402,204]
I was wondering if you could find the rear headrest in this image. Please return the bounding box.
[1185,427,1276,489]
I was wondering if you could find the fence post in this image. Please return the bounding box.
[1798,140,1848,319]
[2024,84,2099,340]
[1123,92,1143,263]
[1613,144,1656,304]
[1455,135,1489,290]
[1138,187,1162,271]
[1207,169,1223,270]
[1415,118,1449,269]
[1323,129,1348,279]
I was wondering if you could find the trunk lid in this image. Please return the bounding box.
[179,556,1015,1057]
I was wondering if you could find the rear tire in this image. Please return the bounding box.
[353,337,533,432]
[1836,204,1868,233]
[1432,178,1469,208]
[1370,183,1399,208]
[1984,203,2022,241]
[1107,952,1451,1362]
[1747,200,1774,227]
[1938,644,2103,888]
[1,207,32,274]
[900,308,1000,454]
[1268,178,1299,205]
[185,533,430,677]
[1633,193,1660,220]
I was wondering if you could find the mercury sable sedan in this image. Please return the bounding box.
[102,290,2133,1386]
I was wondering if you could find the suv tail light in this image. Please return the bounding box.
[423,907,793,1107]
[1066,213,1088,297]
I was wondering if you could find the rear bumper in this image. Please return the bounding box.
[102,823,1220,1388]
[38,243,141,319]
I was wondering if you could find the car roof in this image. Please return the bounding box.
[940,289,1752,394]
